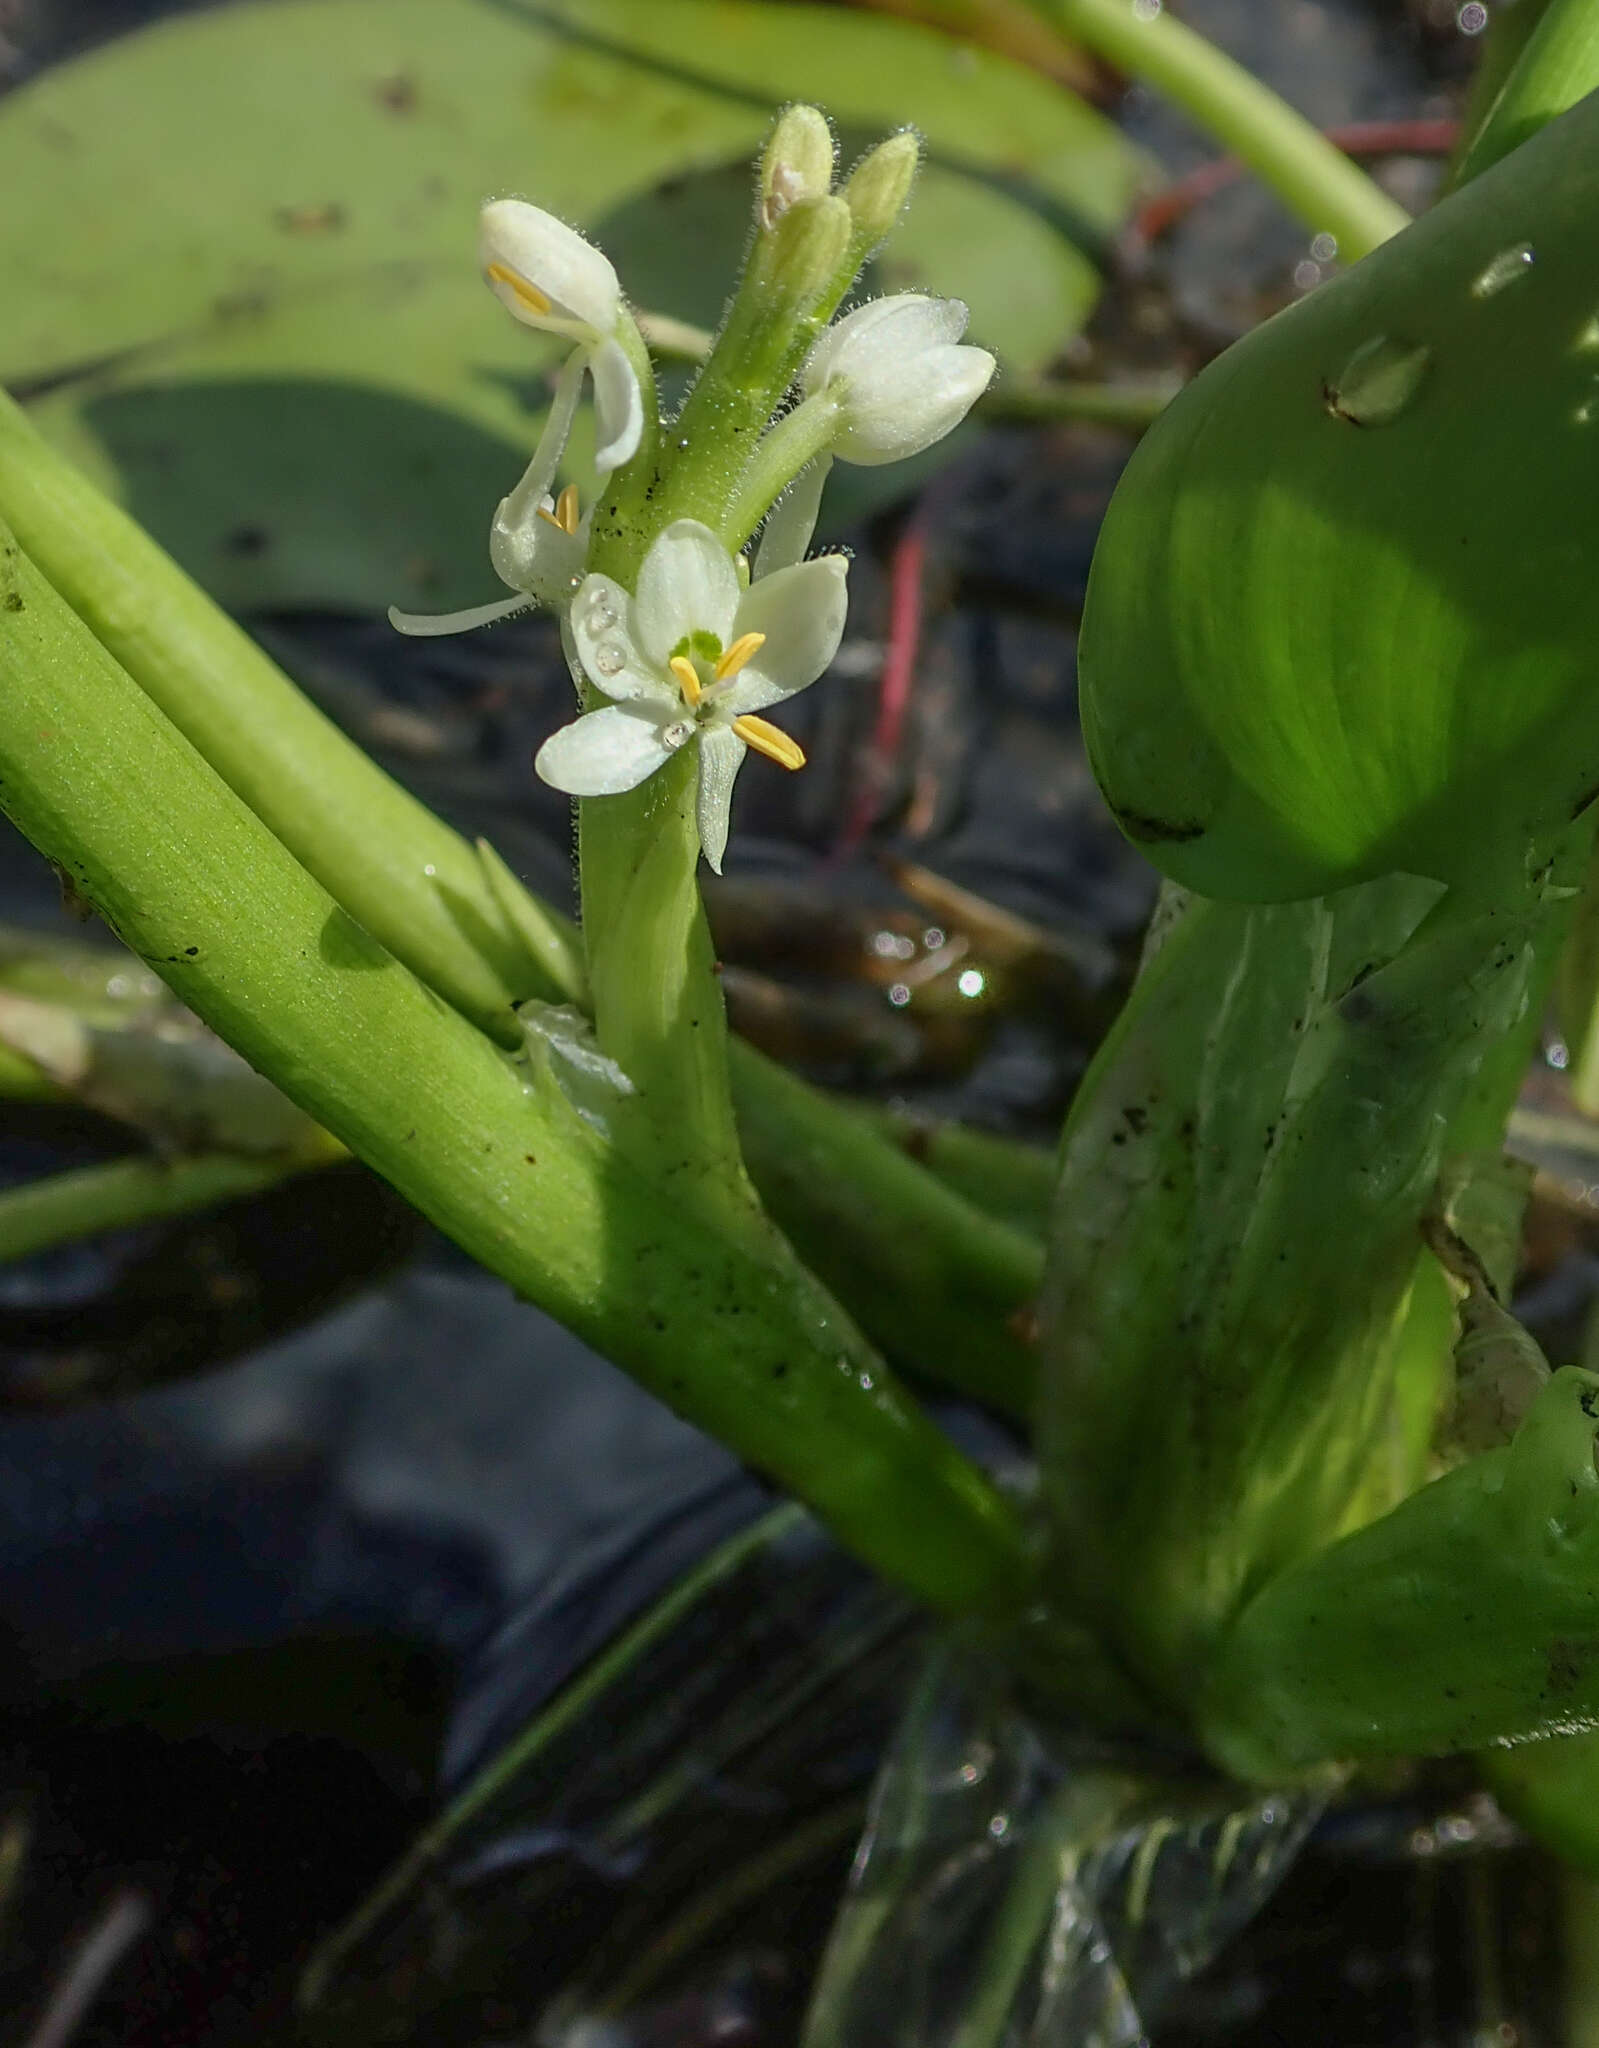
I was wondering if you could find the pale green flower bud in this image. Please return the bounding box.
[842,131,920,256]
[759,104,835,229]
[761,194,853,310]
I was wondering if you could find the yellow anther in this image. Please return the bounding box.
[486,261,553,316]
[713,631,767,682]
[669,654,703,708]
[733,714,805,771]
[555,484,580,535]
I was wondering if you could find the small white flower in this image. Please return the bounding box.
[536,520,848,872]
[389,349,588,638]
[802,294,995,465]
[480,199,643,473]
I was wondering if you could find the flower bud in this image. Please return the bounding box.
[802,294,995,464]
[842,131,920,255]
[1079,92,1599,904]
[759,104,835,229]
[478,200,620,339]
[760,194,853,311]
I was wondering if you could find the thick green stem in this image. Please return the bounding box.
[1047,0,1409,258]
[0,522,1037,1630]
[0,385,1038,1414]
[1452,0,1599,184]
[0,385,569,1046]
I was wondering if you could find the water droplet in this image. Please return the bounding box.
[922,926,945,951]
[1131,0,1160,17]
[587,596,618,631]
[1323,335,1432,427]
[662,720,694,750]
[592,642,626,677]
[1292,259,1322,294]
[422,863,437,878]
[1310,231,1338,264]
[957,968,986,998]
[1471,242,1535,299]
[887,982,911,1007]
[1457,0,1487,32]
[1548,1038,1571,1070]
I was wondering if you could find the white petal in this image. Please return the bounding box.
[633,520,741,668]
[479,200,620,337]
[754,454,832,580]
[492,349,585,538]
[802,294,991,464]
[723,554,849,710]
[535,704,674,795]
[695,724,746,874]
[588,336,643,473]
[388,593,532,637]
[802,293,966,395]
[569,574,673,703]
[833,343,995,464]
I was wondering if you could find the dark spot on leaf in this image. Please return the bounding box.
[1,593,22,613]
[375,73,418,113]
[224,524,270,558]
[1110,803,1206,846]
[184,945,199,956]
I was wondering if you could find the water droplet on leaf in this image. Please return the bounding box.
[1323,335,1432,427]
[1471,243,1535,299]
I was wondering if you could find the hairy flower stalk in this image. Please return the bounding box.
[383,108,994,1210]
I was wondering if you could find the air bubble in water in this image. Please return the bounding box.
[1323,335,1432,427]
[1471,242,1535,299]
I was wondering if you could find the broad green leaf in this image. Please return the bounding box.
[1077,90,1599,905]
[1201,1368,1599,1777]
[0,0,1146,611]
[1037,872,1549,1717]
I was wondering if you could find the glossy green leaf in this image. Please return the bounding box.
[1037,871,1548,1717]
[1202,1368,1599,1778]
[0,0,1145,611]
[1078,90,1599,904]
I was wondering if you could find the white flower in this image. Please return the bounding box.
[536,521,848,872]
[480,199,643,473]
[389,349,588,638]
[802,294,995,465]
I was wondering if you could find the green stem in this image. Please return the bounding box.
[1452,0,1599,185]
[0,1151,332,1263]
[0,389,1039,1413]
[0,385,564,1047]
[720,393,843,555]
[985,375,1181,431]
[730,1044,1042,1420]
[0,523,1038,1635]
[1046,0,1409,258]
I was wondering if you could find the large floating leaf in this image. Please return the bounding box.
[0,0,1147,611]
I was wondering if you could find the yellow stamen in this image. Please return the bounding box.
[554,484,580,535]
[713,631,767,683]
[733,714,805,771]
[669,654,703,708]
[485,261,552,317]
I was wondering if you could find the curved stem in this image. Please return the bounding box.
[0,1151,331,1263]
[1047,0,1409,258]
